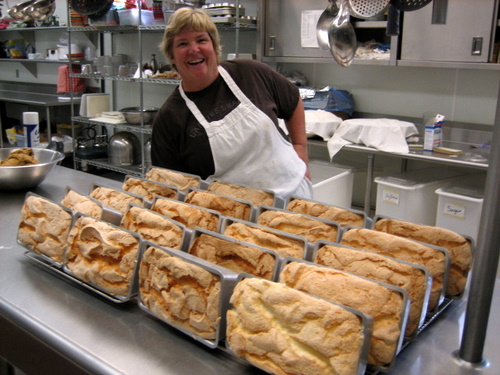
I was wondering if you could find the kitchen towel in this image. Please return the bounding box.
[327,118,419,158]
[305,110,343,140]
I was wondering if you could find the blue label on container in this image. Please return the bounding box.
[23,124,40,147]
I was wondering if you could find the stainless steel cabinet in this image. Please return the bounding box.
[401,0,499,63]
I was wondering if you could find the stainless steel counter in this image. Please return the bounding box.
[1,166,498,375]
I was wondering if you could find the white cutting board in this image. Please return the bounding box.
[79,94,111,117]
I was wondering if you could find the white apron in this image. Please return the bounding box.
[179,66,312,199]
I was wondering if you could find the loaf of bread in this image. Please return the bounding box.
[315,244,427,337]
[120,205,183,249]
[61,189,103,219]
[64,215,140,297]
[257,209,338,244]
[223,221,306,259]
[122,177,177,202]
[208,180,275,207]
[90,186,143,214]
[18,195,72,263]
[280,261,405,367]
[151,198,220,232]
[0,148,39,166]
[145,167,200,192]
[286,198,364,227]
[139,246,221,340]
[188,233,276,280]
[227,277,366,375]
[373,218,472,297]
[185,190,252,221]
[340,228,446,312]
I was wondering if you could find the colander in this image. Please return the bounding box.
[345,0,390,19]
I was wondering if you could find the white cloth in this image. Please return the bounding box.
[327,118,419,158]
[304,110,343,140]
[179,66,311,200]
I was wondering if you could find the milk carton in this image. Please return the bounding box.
[423,113,444,151]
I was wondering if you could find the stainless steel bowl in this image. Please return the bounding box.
[120,107,159,125]
[0,148,65,190]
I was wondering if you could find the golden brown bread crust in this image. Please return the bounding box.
[257,209,338,244]
[280,261,405,367]
[18,195,72,263]
[64,216,140,297]
[188,233,275,280]
[120,205,183,249]
[90,186,143,214]
[315,244,427,337]
[340,228,446,312]
[61,189,102,219]
[122,177,177,202]
[224,222,306,259]
[208,180,274,207]
[373,218,472,296]
[184,190,252,221]
[145,167,200,191]
[151,198,219,232]
[227,277,365,375]
[139,246,221,340]
[286,198,364,227]
[0,148,39,166]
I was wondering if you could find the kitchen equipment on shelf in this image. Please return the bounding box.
[70,0,113,20]
[386,0,433,36]
[316,0,338,50]
[7,0,56,22]
[120,107,159,125]
[108,131,141,166]
[345,0,390,19]
[328,0,358,67]
[0,148,64,190]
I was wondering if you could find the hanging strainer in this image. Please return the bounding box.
[345,0,390,19]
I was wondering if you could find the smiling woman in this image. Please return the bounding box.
[151,7,313,201]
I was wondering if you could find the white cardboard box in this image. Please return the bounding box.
[374,168,465,226]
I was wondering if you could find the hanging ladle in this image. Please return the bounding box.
[328,0,357,67]
[316,0,338,50]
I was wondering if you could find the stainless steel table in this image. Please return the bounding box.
[1,166,498,375]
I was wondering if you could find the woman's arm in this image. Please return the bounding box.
[284,97,311,179]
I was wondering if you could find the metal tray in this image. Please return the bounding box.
[224,274,373,375]
[311,240,432,341]
[203,4,246,17]
[137,241,239,349]
[17,192,74,269]
[122,174,180,208]
[187,228,281,281]
[278,257,410,373]
[62,212,142,303]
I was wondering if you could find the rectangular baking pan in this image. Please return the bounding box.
[122,174,180,208]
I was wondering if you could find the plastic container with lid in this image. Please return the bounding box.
[374,168,465,226]
[435,174,486,243]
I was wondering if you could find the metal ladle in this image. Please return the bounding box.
[316,0,338,50]
[328,0,357,67]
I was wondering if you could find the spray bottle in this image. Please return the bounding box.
[23,112,40,148]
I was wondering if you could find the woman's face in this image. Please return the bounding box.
[172,29,219,92]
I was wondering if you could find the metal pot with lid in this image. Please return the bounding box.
[108,131,141,166]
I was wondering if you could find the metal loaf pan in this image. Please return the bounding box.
[62,186,105,220]
[122,174,180,208]
[224,273,373,375]
[255,205,342,257]
[145,166,208,200]
[137,241,239,349]
[184,187,256,222]
[285,194,371,228]
[17,192,74,269]
[339,225,451,316]
[187,228,281,281]
[120,203,189,251]
[311,240,432,341]
[89,182,144,225]
[150,196,223,242]
[220,216,310,262]
[62,212,142,303]
[207,178,285,209]
[278,257,410,373]
[371,214,474,300]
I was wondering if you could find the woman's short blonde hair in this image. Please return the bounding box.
[159,7,221,69]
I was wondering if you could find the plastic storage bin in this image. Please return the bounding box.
[374,168,465,226]
[309,160,354,208]
[435,174,485,243]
